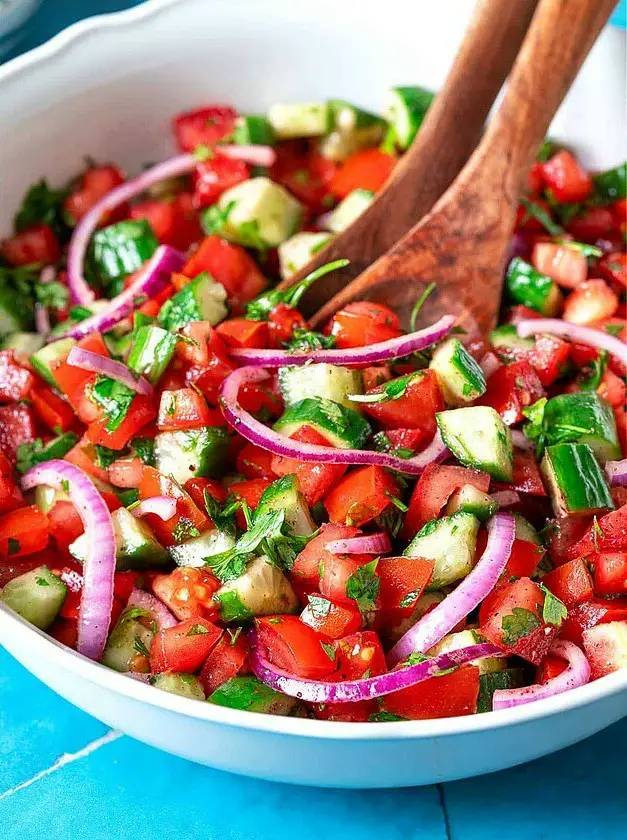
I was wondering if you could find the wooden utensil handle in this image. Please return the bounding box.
[464,0,617,199]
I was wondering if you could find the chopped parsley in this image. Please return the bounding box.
[285,329,336,351]
[501,607,541,646]
[307,594,332,620]
[409,282,436,331]
[519,198,565,237]
[186,623,211,636]
[7,538,20,556]
[538,583,567,628]
[14,178,70,242]
[91,376,136,433]
[132,636,151,657]
[203,490,241,538]
[345,559,380,618]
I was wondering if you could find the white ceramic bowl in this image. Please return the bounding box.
[1,0,626,788]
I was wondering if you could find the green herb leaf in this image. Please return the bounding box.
[345,559,380,618]
[410,282,436,331]
[285,329,336,352]
[7,537,20,556]
[91,376,136,432]
[245,259,349,321]
[538,583,567,628]
[578,350,608,391]
[501,607,541,646]
[132,636,150,657]
[186,623,211,636]
[14,179,70,242]
[320,641,336,661]
[94,444,119,470]
[34,280,69,312]
[35,576,51,586]
[203,489,240,538]
[307,594,332,620]
[520,198,564,237]
[130,436,155,466]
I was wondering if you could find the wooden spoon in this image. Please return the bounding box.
[309,0,618,334]
[275,0,539,305]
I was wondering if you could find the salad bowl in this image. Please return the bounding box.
[0,0,626,787]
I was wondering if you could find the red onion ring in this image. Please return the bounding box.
[220,366,449,476]
[67,346,153,396]
[517,319,627,367]
[250,634,503,704]
[216,145,277,167]
[388,512,516,665]
[326,532,392,555]
[605,459,627,488]
[479,352,501,378]
[35,304,51,337]
[59,245,184,341]
[492,640,591,710]
[228,315,456,367]
[127,588,177,631]
[511,429,536,451]
[489,490,521,508]
[131,496,177,521]
[21,460,116,661]
[39,265,57,285]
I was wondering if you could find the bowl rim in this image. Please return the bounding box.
[0,0,626,742]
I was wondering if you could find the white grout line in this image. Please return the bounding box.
[0,729,123,802]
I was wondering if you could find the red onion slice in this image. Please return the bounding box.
[492,640,591,710]
[388,512,516,665]
[228,315,456,367]
[127,588,177,631]
[326,532,392,555]
[220,366,449,476]
[216,145,277,167]
[131,496,177,521]
[489,490,521,508]
[479,352,501,378]
[67,346,153,395]
[21,460,116,661]
[60,245,184,341]
[605,459,627,488]
[517,319,627,367]
[39,265,57,285]
[510,429,536,451]
[250,634,503,704]
[35,304,51,337]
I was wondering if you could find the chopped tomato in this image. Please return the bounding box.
[86,395,156,450]
[150,617,222,674]
[599,251,627,289]
[591,552,627,596]
[0,403,37,464]
[48,501,84,551]
[230,478,273,529]
[183,476,226,513]
[563,504,627,560]
[478,361,544,426]
[130,192,202,250]
[319,552,376,606]
[330,149,396,199]
[271,426,346,507]
[541,151,593,203]
[377,556,434,615]
[152,567,221,621]
[384,665,480,720]
[0,351,34,402]
[193,156,250,207]
[52,333,109,410]
[362,370,444,438]
[64,435,109,483]
[107,457,144,488]
[291,523,360,588]
[560,597,627,646]
[537,654,568,684]
[182,236,267,310]
[492,450,546,496]
[1,223,61,266]
[334,631,386,680]
[0,450,23,513]
[361,366,392,390]
[215,318,270,349]
[567,206,616,242]
[475,529,545,580]
[271,143,337,212]
[237,379,283,418]
[30,386,76,433]
[542,557,594,606]
[527,334,571,387]
[325,301,403,348]
[139,466,211,546]
[0,505,49,559]
[157,387,213,431]
[312,699,376,723]
[324,465,399,527]
[172,105,238,152]
[596,369,626,410]
[563,279,618,325]
[200,632,250,695]
[532,241,588,289]
[267,303,308,347]
[234,443,276,480]
[300,595,362,639]
[402,463,490,539]
[64,165,126,224]
[255,615,337,679]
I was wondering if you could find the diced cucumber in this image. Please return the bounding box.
[267,102,331,139]
[169,528,236,568]
[91,219,158,295]
[445,484,498,521]
[278,232,333,280]
[256,474,316,536]
[70,507,169,570]
[35,483,70,513]
[127,325,178,385]
[0,286,34,336]
[477,668,525,713]
[30,337,76,387]
[505,257,563,316]
[101,605,155,673]
[232,115,276,146]
[0,332,45,354]
[278,363,362,411]
[323,189,374,233]
[158,273,228,331]
[274,397,371,450]
[16,431,79,474]
[385,85,434,150]
[428,629,505,675]
[215,554,299,621]
[215,177,304,248]
[437,406,514,482]
[154,427,230,486]
[209,674,297,715]
[543,391,620,464]
[150,672,206,700]
[404,512,480,589]
[513,513,542,545]
[0,566,66,630]
[583,621,627,677]
[430,338,487,406]
[320,100,387,161]
[541,443,614,517]
[489,324,534,354]
[593,162,626,201]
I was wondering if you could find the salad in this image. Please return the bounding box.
[0,90,626,722]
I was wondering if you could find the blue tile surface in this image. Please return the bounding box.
[1,2,626,838]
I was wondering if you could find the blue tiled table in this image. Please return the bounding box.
[2,3,627,838]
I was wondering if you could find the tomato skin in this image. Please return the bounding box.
[86,395,156,450]
[361,366,392,390]
[312,699,376,722]
[479,577,557,664]
[300,595,362,639]
[237,379,283,419]
[172,105,238,152]
[330,149,396,199]
[591,552,627,596]
[0,450,23,513]
[377,556,434,615]
[52,333,109,410]
[64,435,109,483]
[563,504,627,560]
[334,631,387,680]
[527,334,571,387]
[271,426,346,507]
[319,553,376,606]
[567,206,616,242]
[324,465,399,527]
[362,370,444,438]
[271,143,337,212]
[267,303,308,347]
[30,386,77,433]
[0,403,37,464]
[531,241,588,289]
[255,615,337,679]
[1,223,61,266]
[215,318,269,349]
[542,558,594,607]
[150,617,222,674]
[152,567,221,622]
[230,478,273,529]
[402,463,491,539]
[48,501,84,551]
[107,457,144,489]
[326,301,403,348]
[537,654,568,684]
[291,523,360,588]
[64,165,126,224]
[541,151,593,203]
[599,251,627,289]
[236,442,277,480]
[0,351,34,402]
[0,505,49,559]
[383,665,480,720]
[193,156,250,207]
[492,450,546,497]
[130,192,202,250]
[156,387,213,432]
[139,466,211,546]
[563,279,618,325]
[478,361,544,426]
[200,633,250,696]
[560,597,627,646]
[182,235,266,310]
